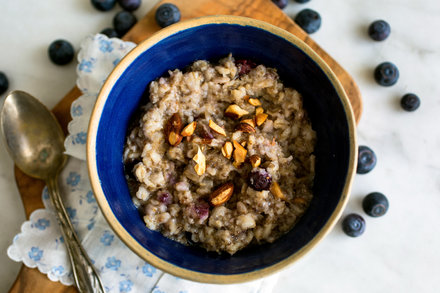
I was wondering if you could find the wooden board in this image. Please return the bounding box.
[9,0,362,292]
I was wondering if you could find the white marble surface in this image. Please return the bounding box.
[0,0,439,292]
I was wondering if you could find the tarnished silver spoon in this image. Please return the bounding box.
[1,90,105,293]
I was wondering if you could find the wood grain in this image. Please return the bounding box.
[9,0,362,291]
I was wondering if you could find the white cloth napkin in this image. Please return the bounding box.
[7,34,279,293]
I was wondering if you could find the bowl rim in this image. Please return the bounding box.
[87,15,357,284]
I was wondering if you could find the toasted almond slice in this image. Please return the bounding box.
[255,107,264,115]
[248,98,262,106]
[241,118,256,127]
[241,141,247,147]
[293,197,307,206]
[232,140,247,167]
[225,104,249,120]
[209,119,227,136]
[168,131,182,146]
[235,123,256,133]
[249,154,261,168]
[209,182,234,206]
[165,113,183,146]
[181,121,197,137]
[222,141,233,159]
[270,182,287,201]
[255,113,268,126]
[193,147,206,175]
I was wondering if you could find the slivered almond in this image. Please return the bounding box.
[165,113,183,146]
[232,140,247,167]
[293,197,307,206]
[235,123,256,133]
[225,104,249,120]
[240,141,247,147]
[249,155,261,168]
[270,182,287,201]
[255,107,264,115]
[221,141,233,159]
[248,98,262,106]
[255,113,268,126]
[181,121,197,137]
[209,182,234,206]
[193,147,206,175]
[241,118,256,127]
[209,119,227,136]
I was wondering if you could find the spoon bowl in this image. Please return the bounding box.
[1,90,65,179]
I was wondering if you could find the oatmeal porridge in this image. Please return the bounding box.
[123,54,316,255]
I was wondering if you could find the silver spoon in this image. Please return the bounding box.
[1,90,105,293]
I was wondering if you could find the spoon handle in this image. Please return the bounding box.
[47,177,106,293]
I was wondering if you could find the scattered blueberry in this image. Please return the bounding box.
[101,27,119,38]
[48,40,75,65]
[357,145,377,174]
[294,0,310,3]
[342,213,365,237]
[118,0,141,11]
[91,0,116,11]
[157,191,173,205]
[374,62,399,86]
[155,3,181,28]
[249,169,272,191]
[362,192,389,217]
[368,20,391,41]
[400,93,420,112]
[113,11,137,36]
[272,0,288,9]
[0,72,9,95]
[294,8,321,34]
[236,59,256,75]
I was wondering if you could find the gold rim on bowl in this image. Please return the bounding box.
[87,15,357,284]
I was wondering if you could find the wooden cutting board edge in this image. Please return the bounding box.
[9,0,362,292]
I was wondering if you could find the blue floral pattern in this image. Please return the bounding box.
[119,280,133,292]
[71,105,83,117]
[34,218,50,230]
[100,230,114,246]
[105,256,121,271]
[28,247,43,262]
[66,172,80,186]
[142,263,156,277]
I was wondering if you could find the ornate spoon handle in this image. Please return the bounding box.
[47,177,105,293]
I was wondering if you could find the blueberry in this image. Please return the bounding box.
[400,93,420,112]
[294,9,321,34]
[374,62,399,86]
[342,213,365,237]
[117,0,141,11]
[294,0,310,3]
[368,20,391,41]
[100,27,119,38]
[48,40,75,65]
[357,145,377,174]
[155,3,181,28]
[113,11,137,36]
[249,169,272,191]
[362,192,389,217]
[272,0,288,9]
[0,72,9,95]
[236,59,256,75]
[91,0,116,11]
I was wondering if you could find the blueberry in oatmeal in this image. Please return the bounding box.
[123,54,316,254]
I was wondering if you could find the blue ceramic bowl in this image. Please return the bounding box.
[88,16,357,283]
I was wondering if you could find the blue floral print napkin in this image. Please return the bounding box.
[7,34,279,293]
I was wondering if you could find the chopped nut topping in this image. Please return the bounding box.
[240,141,247,147]
[255,107,264,115]
[222,141,233,159]
[293,197,307,206]
[270,182,287,200]
[168,131,182,146]
[232,140,247,167]
[255,113,268,126]
[193,146,206,175]
[225,104,249,120]
[241,118,256,127]
[235,123,256,133]
[248,98,262,106]
[165,113,183,146]
[209,119,227,136]
[209,182,234,206]
[181,121,197,137]
[249,154,261,168]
